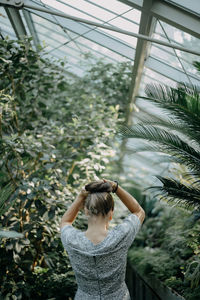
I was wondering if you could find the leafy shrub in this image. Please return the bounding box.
[0,37,128,299]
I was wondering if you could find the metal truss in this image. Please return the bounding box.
[0,0,199,55]
[127,0,156,124]
[119,0,200,125]
[22,4,136,60]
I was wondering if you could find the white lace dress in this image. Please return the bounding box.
[61,214,141,300]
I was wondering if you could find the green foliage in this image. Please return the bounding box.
[128,247,176,281]
[0,37,126,299]
[128,201,200,299]
[81,59,132,116]
[119,62,200,211]
[0,245,76,299]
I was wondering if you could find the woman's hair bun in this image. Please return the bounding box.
[85,181,112,193]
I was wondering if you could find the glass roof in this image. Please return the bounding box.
[164,0,200,15]
[0,0,200,189]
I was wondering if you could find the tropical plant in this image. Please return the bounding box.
[119,61,200,212]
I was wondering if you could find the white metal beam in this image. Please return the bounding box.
[151,0,200,39]
[127,0,156,125]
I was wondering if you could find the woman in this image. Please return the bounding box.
[60,179,145,300]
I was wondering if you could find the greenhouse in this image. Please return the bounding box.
[0,0,200,299]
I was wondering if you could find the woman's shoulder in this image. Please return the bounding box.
[60,224,81,242]
[115,213,141,231]
[110,214,141,245]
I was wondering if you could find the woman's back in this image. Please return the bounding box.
[61,214,141,300]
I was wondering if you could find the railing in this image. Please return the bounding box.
[126,261,185,300]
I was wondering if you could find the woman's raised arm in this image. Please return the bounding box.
[103,179,145,224]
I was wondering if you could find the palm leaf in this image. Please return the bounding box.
[135,112,200,146]
[138,97,200,140]
[119,124,200,172]
[193,61,200,73]
[139,84,200,140]
[145,175,200,209]
[145,83,200,118]
[181,171,200,187]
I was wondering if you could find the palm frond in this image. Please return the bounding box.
[193,61,200,73]
[119,124,200,172]
[145,84,186,107]
[145,175,200,209]
[139,97,200,139]
[139,84,200,140]
[135,113,200,146]
[145,83,200,119]
[181,172,200,187]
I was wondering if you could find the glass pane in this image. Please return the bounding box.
[42,0,101,23]
[155,20,200,62]
[58,0,115,22]
[138,67,177,99]
[152,20,200,80]
[74,36,129,61]
[100,28,137,48]
[122,9,141,24]
[88,0,133,14]
[164,0,200,15]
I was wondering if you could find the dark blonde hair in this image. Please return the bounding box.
[84,181,114,216]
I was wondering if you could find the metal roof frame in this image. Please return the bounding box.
[1,0,199,105]
[119,0,200,39]
[23,5,136,60]
[119,0,200,113]
[31,15,120,63]
[127,0,156,124]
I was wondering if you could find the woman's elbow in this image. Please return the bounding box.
[135,208,145,224]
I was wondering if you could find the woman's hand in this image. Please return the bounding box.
[77,188,89,200]
[102,178,117,193]
[76,188,89,209]
[60,188,89,228]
